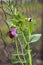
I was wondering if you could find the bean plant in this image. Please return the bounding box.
[1,1,41,65]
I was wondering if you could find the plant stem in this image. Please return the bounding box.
[21,31,32,65]
[15,38,24,65]
[18,37,26,63]
[21,31,27,44]
[28,46,32,65]
[28,23,33,65]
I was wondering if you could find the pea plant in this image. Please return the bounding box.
[1,1,41,65]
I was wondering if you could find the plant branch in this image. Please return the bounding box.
[15,38,24,65]
[21,30,33,65]
[18,37,26,63]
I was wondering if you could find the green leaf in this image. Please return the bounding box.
[30,34,41,43]
[3,2,13,15]
[11,51,27,64]
[6,19,14,27]
[11,58,26,64]
[24,34,41,49]
[11,51,27,56]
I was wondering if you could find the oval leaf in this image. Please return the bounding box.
[30,34,41,43]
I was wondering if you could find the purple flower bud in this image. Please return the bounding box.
[9,31,14,38]
[9,28,18,39]
[10,28,16,33]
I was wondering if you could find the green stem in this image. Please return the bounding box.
[18,37,26,63]
[21,31,32,65]
[28,25,31,41]
[28,23,32,65]
[15,38,24,65]
[21,31,27,44]
[28,46,32,65]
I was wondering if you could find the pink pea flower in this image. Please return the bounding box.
[9,28,18,39]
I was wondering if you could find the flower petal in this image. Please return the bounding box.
[10,28,16,32]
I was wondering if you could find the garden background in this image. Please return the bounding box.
[0,0,42,65]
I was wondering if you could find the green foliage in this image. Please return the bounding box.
[2,1,41,65]
[11,51,27,64]
[30,34,41,43]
